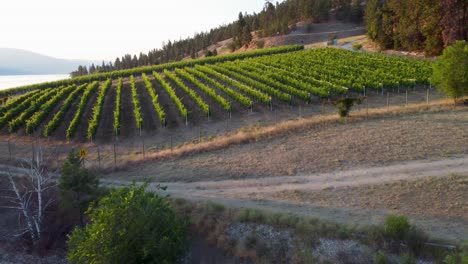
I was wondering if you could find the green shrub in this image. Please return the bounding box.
[384,215,411,241]
[443,251,468,264]
[332,97,364,117]
[338,225,352,239]
[375,251,390,264]
[432,40,468,104]
[444,244,468,264]
[265,212,283,226]
[236,208,251,222]
[278,214,299,227]
[59,149,100,226]
[67,184,188,264]
[352,43,363,50]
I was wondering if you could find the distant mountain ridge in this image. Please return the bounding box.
[0,48,97,75]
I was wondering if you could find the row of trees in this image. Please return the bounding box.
[365,0,468,56]
[71,0,363,77]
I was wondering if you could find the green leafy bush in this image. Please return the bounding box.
[432,40,468,103]
[375,250,390,264]
[384,215,411,241]
[332,97,364,117]
[59,149,100,225]
[352,43,363,50]
[67,184,188,264]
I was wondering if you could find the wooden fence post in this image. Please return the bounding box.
[366,98,369,119]
[387,92,390,111]
[31,142,34,165]
[405,89,408,107]
[113,142,117,169]
[198,126,201,143]
[142,137,145,157]
[426,88,429,105]
[275,109,278,124]
[97,146,101,169]
[8,140,11,162]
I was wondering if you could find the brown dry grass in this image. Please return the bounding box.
[272,174,468,220]
[337,35,367,45]
[106,98,466,174]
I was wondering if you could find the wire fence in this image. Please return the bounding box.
[0,86,444,172]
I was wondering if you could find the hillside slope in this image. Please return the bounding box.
[0,48,96,75]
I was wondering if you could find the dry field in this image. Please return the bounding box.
[271,174,468,220]
[107,108,468,182]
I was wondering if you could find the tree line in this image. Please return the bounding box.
[365,0,467,56]
[71,0,364,77]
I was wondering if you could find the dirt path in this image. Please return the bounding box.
[101,155,468,243]
[143,155,468,197]
[1,155,466,242]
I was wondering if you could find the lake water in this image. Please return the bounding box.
[0,74,70,91]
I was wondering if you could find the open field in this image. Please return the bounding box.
[105,108,468,182]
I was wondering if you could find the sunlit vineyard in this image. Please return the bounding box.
[0,46,432,141]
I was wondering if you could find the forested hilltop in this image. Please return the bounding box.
[365,0,467,56]
[71,0,467,77]
[71,0,364,77]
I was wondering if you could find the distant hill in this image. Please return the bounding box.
[0,48,97,75]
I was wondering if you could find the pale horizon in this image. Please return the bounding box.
[1,0,271,62]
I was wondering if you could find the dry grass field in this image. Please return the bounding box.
[107,107,467,182]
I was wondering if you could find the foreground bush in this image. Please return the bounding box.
[384,215,410,241]
[333,97,364,117]
[432,40,468,104]
[67,184,188,264]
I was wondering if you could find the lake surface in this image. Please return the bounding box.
[0,74,69,90]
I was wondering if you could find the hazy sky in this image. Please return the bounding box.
[1,0,270,61]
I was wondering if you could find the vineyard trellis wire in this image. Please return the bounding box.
[0,84,444,174]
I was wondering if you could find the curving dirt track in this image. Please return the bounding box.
[102,155,468,243]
